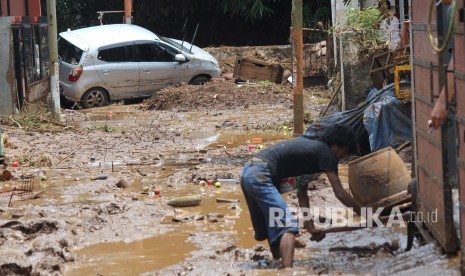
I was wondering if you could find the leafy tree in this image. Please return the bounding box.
[218,0,277,22]
[43,0,332,46]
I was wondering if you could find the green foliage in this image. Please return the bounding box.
[219,0,276,22]
[334,6,387,60]
[345,6,382,32]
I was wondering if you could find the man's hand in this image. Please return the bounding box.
[430,57,455,130]
[430,96,448,129]
[304,220,326,242]
[309,228,326,242]
[326,172,362,214]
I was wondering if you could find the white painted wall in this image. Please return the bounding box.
[361,0,395,9]
[335,0,359,26]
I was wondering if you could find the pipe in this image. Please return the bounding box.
[124,0,132,24]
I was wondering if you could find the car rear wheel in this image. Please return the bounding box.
[190,76,210,85]
[81,88,109,109]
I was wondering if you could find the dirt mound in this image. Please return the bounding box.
[140,81,292,111]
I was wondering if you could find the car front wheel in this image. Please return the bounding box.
[81,88,109,108]
[189,76,210,85]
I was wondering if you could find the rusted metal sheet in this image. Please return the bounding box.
[457,78,465,117]
[412,0,458,253]
[456,0,465,270]
[26,77,49,103]
[455,35,465,73]
[412,31,438,61]
[413,63,439,101]
[411,1,437,24]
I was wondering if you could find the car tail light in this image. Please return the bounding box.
[69,66,83,82]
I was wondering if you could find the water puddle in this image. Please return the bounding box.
[65,232,196,275]
[162,187,263,249]
[66,186,262,274]
[207,130,290,149]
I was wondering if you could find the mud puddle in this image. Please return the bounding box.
[66,186,262,274]
[65,232,196,275]
[204,130,289,150]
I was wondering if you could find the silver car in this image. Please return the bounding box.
[58,24,221,108]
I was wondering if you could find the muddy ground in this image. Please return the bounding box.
[0,79,460,275]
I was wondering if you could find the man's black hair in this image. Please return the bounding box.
[378,0,391,10]
[319,124,358,152]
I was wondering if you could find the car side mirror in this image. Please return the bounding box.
[175,54,187,63]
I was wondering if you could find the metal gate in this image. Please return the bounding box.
[301,25,331,86]
[11,16,49,107]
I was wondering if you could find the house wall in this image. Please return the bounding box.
[0,17,17,116]
[0,0,41,16]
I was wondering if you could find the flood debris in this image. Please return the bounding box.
[216,243,237,254]
[166,194,202,207]
[215,198,240,203]
[90,175,108,181]
[295,238,307,248]
[329,240,400,257]
[116,178,129,189]
[172,214,204,223]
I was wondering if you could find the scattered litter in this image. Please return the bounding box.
[116,179,129,189]
[90,175,108,181]
[167,194,202,207]
[216,198,240,203]
[217,178,239,184]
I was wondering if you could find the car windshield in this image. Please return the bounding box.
[158,36,192,54]
[58,38,84,65]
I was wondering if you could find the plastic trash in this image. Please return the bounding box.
[217,178,239,184]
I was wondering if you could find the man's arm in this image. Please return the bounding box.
[430,57,455,129]
[326,171,361,215]
[296,183,326,241]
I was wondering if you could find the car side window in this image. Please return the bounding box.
[138,43,175,62]
[98,45,134,62]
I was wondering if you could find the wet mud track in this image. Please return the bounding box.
[0,84,460,275]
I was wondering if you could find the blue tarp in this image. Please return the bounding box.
[303,83,412,152]
[363,89,411,151]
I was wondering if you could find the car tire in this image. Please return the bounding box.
[81,88,109,109]
[190,76,210,85]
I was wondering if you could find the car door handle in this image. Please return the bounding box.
[143,69,150,73]
[102,70,110,74]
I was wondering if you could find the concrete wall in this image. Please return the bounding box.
[340,33,375,109]
[0,17,17,116]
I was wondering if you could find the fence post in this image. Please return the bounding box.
[292,0,304,135]
[46,0,61,121]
